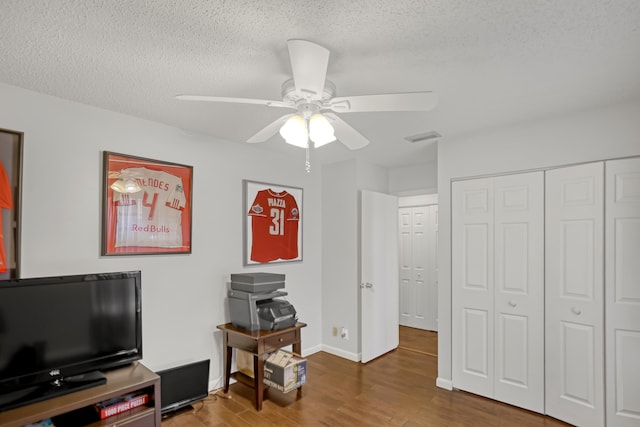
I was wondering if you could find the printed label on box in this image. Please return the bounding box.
[95,393,148,419]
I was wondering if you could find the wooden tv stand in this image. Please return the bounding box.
[0,362,160,427]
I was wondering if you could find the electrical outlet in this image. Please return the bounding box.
[341,327,348,340]
[332,327,337,337]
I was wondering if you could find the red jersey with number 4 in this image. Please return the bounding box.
[248,189,299,262]
[0,162,13,273]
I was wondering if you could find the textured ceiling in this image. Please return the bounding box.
[1,0,639,169]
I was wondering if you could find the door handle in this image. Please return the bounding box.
[571,307,581,315]
[360,282,373,289]
[508,300,517,307]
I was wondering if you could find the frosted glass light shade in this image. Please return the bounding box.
[280,114,309,148]
[309,113,336,147]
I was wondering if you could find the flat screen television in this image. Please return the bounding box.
[0,270,142,411]
[158,359,210,417]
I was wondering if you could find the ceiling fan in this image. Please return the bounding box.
[176,39,438,153]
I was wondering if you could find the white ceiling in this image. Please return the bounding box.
[1,1,639,169]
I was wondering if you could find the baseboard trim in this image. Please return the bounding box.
[436,377,453,390]
[301,344,322,357]
[320,344,360,362]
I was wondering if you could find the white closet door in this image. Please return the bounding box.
[493,172,544,412]
[426,205,438,331]
[545,162,604,427]
[399,206,436,330]
[399,207,414,327]
[605,158,640,427]
[452,177,494,397]
[399,206,427,329]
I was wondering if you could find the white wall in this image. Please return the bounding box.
[437,100,640,389]
[389,161,437,195]
[0,82,323,389]
[321,159,388,361]
[398,194,437,208]
[321,160,359,359]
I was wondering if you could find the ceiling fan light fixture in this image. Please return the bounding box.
[280,114,308,148]
[178,39,437,162]
[309,113,336,147]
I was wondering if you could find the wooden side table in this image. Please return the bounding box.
[216,322,307,411]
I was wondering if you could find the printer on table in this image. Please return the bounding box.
[228,272,298,331]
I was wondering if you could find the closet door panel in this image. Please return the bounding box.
[545,162,604,427]
[494,172,544,413]
[399,206,433,330]
[426,205,439,331]
[606,158,640,427]
[399,208,413,327]
[561,321,596,401]
[412,208,429,326]
[452,178,494,397]
[463,308,490,375]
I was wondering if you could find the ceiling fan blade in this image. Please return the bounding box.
[247,114,294,143]
[326,91,438,113]
[324,113,369,150]
[176,95,293,109]
[287,39,330,100]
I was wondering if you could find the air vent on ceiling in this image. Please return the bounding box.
[404,131,442,144]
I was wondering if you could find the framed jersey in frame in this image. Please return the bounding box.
[0,128,22,279]
[101,151,193,256]
[243,180,302,265]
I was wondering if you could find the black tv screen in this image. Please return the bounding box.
[0,271,142,410]
[158,359,210,416]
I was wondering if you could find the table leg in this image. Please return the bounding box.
[292,338,303,398]
[223,333,232,393]
[253,354,265,411]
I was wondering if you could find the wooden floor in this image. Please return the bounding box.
[162,327,570,426]
[398,325,438,356]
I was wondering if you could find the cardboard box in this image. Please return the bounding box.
[263,350,306,393]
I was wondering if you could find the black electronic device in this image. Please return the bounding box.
[257,299,297,330]
[0,271,143,411]
[227,272,298,331]
[158,359,210,417]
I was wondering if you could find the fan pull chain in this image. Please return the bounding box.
[305,143,311,173]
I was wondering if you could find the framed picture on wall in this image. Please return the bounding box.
[102,151,193,256]
[0,128,22,278]
[243,180,303,265]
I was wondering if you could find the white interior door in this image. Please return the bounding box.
[361,190,399,363]
[452,177,494,398]
[545,162,605,427]
[399,206,418,328]
[426,205,438,331]
[493,172,544,413]
[399,205,438,331]
[605,157,640,427]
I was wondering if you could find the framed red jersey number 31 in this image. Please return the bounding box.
[243,180,302,265]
